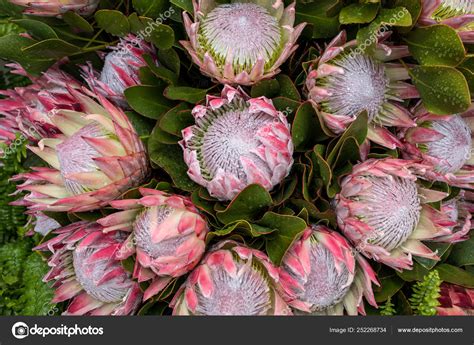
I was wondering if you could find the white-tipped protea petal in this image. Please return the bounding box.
[171,241,291,315]
[9,0,99,16]
[180,86,293,201]
[181,0,306,85]
[34,222,142,315]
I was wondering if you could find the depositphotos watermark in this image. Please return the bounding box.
[11,321,104,339]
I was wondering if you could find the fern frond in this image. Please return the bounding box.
[409,270,442,316]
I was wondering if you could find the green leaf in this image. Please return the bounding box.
[124,85,174,119]
[405,25,466,67]
[12,19,57,40]
[339,3,379,24]
[213,220,275,238]
[62,11,94,33]
[449,236,474,267]
[22,38,81,59]
[264,212,307,265]
[143,54,178,85]
[95,10,130,36]
[164,86,210,103]
[170,0,193,13]
[410,66,471,115]
[157,48,180,75]
[250,79,280,98]
[125,111,156,137]
[139,18,175,50]
[148,138,197,192]
[374,275,405,302]
[291,102,323,152]
[437,264,474,288]
[276,74,301,101]
[397,263,429,282]
[393,0,422,32]
[159,103,193,137]
[296,0,341,39]
[216,184,273,225]
[132,0,166,18]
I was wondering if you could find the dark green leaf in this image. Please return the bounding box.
[124,85,174,119]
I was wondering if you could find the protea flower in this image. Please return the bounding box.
[437,283,474,315]
[8,0,99,16]
[399,105,474,189]
[334,158,461,270]
[180,85,293,201]
[81,35,156,107]
[279,225,379,315]
[34,222,143,315]
[436,190,474,242]
[97,188,209,301]
[180,0,306,85]
[305,31,418,149]
[12,90,150,212]
[171,241,291,315]
[0,63,82,144]
[420,0,473,43]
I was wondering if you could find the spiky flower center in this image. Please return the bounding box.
[56,123,102,195]
[425,115,472,174]
[355,176,421,251]
[199,3,282,72]
[432,0,473,21]
[189,97,274,181]
[285,241,354,311]
[100,50,142,95]
[320,54,389,121]
[133,205,186,258]
[194,261,272,315]
[73,245,132,303]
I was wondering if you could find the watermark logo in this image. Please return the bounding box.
[10,322,104,339]
[12,322,29,339]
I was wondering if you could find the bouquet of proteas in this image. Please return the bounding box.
[0,0,473,316]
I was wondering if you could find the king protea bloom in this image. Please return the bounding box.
[180,85,293,201]
[436,190,474,242]
[81,35,156,107]
[97,188,209,301]
[34,222,142,315]
[305,31,418,149]
[9,0,99,16]
[0,63,81,144]
[279,225,379,315]
[181,0,306,85]
[437,283,474,315]
[12,90,150,212]
[420,0,473,43]
[171,241,291,315]
[334,158,462,270]
[399,105,474,189]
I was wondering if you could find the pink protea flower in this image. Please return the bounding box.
[334,158,462,271]
[436,190,474,242]
[437,283,474,315]
[420,0,473,43]
[279,225,379,315]
[8,0,99,16]
[12,90,150,212]
[399,105,474,189]
[97,188,209,301]
[171,241,292,315]
[0,63,82,144]
[180,0,306,85]
[81,35,156,107]
[180,85,294,201]
[34,222,143,315]
[305,31,419,149]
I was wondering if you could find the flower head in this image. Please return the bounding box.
[9,0,99,17]
[81,35,156,107]
[334,158,461,270]
[171,241,291,315]
[12,90,150,212]
[420,0,474,43]
[97,188,209,301]
[181,0,306,85]
[305,31,418,149]
[399,106,474,189]
[180,85,294,201]
[34,222,142,315]
[437,283,474,315]
[279,225,379,315]
[0,63,82,144]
